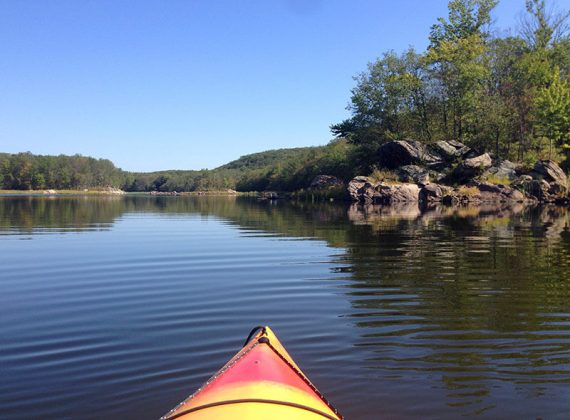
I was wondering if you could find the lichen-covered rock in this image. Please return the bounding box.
[432,140,471,161]
[513,161,568,202]
[398,165,430,186]
[485,160,517,181]
[446,153,492,183]
[531,160,568,190]
[376,140,441,169]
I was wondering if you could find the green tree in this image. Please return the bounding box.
[426,0,497,143]
[331,48,431,166]
[428,0,498,47]
[534,67,570,159]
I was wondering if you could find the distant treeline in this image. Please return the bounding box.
[332,0,570,168]
[0,152,124,190]
[0,139,358,192]
[3,0,569,193]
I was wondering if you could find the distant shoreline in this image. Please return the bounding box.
[0,189,244,197]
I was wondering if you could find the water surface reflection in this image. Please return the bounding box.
[1,196,570,419]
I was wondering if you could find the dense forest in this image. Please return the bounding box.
[1,0,568,193]
[0,139,357,192]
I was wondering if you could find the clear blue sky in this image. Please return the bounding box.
[0,0,527,171]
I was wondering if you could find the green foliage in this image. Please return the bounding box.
[334,0,570,166]
[0,153,124,190]
[429,0,497,47]
[331,48,434,166]
[534,67,570,158]
[0,139,357,193]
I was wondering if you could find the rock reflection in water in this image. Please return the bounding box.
[343,202,570,416]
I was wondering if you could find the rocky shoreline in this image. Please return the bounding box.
[339,140,568,205]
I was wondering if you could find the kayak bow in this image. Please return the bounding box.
[161,326,342,419]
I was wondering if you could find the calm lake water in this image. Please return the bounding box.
[2,196,570,419]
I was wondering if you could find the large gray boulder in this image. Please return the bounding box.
[347,176,421,203]
[512,161,568,202]
[432,140,471,161]
[513,176,566,203]
[398,165,430,186]
[446,153,492,183]
[376,140,441,169]
[485,160,517,181]
[420,184,443,202]
[531,160,568,189]
[347,176,373,202]
[373,183,421,204]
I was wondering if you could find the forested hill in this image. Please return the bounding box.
[0,139,357,192]
[217,147,314,171]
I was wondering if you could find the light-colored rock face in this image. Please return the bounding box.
[347,177,421,204]
[432,140,471,160]
[464,153,492,169]
[374,183,421,203]
[347,177,372,201]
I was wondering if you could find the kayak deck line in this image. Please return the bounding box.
[163,398,341,420]
[161,326,343,419]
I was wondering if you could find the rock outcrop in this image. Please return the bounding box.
[348,177,420,204]
[432,140,472,161]
[484,160,517,181]
[377,140,441,169]
[476,182,525,202]
[419,184,444,202]
[512,160,568,203]
[349,140,569,205]
[373,184,421,204]
[446,153,492,183]
[349,179,525,205]
[398,165,429,186]
[532,160,568,189]
[348,176,372,201]
[309,175,343,189]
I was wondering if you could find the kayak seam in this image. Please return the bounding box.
[163,398,341,420]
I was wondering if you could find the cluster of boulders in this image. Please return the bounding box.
[345,140,568,205]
